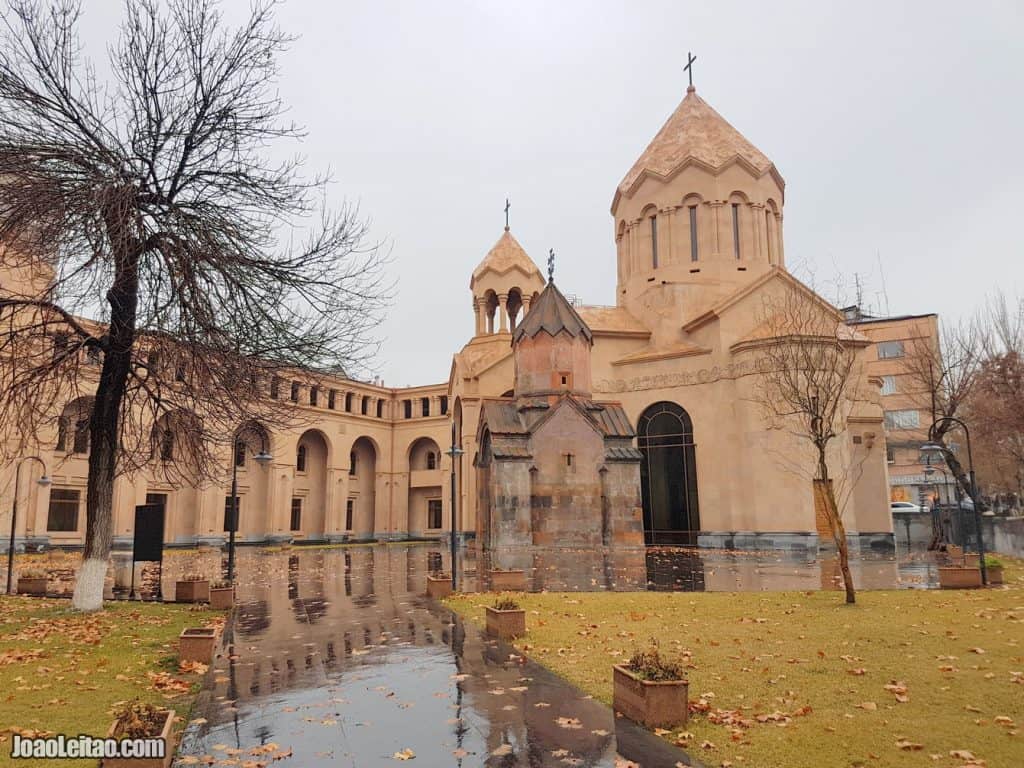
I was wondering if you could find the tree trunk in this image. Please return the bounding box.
[818,454,856,604]
[71,205,141,612]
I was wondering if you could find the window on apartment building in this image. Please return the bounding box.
[361,396,369,415]
[290,381,300,402]
[877,340,905,359]
[426,451,437,470]
[440,396,448,415]
[376,400,384,418]
[46,488,80,532]
[328,389,337,410]
[290,498,302,531]
[421,397,430,417]
[345,392,353,412]
[296,444,307,472]
[310,387,319,407]
[884,409,920,430]
[234,440,246,467]
[427,499,443,529]
[349,451,357,476]
[404,400,412,419]
[345,498,354,530]
[160,429,174,461]
[886,446,896,464]
[271,377,281,399]
[51,332,69,362]
[880,375,897,396]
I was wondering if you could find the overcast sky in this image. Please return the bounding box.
[81,1,1023,386]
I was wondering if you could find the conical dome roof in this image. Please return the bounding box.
[513,281,593,344]
[617,87,777,198]
[470,229,544,289]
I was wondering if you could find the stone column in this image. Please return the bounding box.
[473,297,484,335]
[750,202,765,262]
[498,294,509,332]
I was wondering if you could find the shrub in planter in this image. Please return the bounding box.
[938,566,982,589]
[102,699,175,768]
[485,597,526,640]
[488,568,527,592]
[175,574,210,603]
[426,573,453,599]
[179,627,217,664]
[209,580,234,610]
[16,568,48,596]
[613,643,689,729]
[984,556,1004,585]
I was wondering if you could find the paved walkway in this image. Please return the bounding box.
[176,545,698,767]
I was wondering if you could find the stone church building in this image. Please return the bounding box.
[1,82,893,553]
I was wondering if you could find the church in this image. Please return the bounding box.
[1,80,893,553]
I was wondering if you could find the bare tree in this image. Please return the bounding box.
[968,293,1024,501]
[901,316,984,509]
[752,281,877,604]
[0,0,388,610]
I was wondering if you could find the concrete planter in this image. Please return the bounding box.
[488,569,527,592]
[426,575,453,599]
[179,627,217,664]
[987,566,1004,585]
[102,708,175,768]
[175,579,209,603]
[16,577,47,596]
[485,606,526,640]
[209,587,234,610]
[938,566,982,589]
[613,665,689,729]
[946,545,964,559]
[964,553,980,567]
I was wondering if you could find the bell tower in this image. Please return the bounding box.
[611,81,786,335]
[468,227,545,338]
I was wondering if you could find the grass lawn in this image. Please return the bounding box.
[0,596,220,768]
[448,559,1024,768]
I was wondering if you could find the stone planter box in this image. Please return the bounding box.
[102,707,175,768]
[488,569,527,592]
[485,606,526,640]
[175,579,209,603]
[987,566,1004,585]
[612,664,689,730]
[209,587,234,610]
[963,553,980,567]
[16,577,47,596]
[946,545,963,559]
[426,575,453,599]
[179,627,217,664]
[938,566,982,589]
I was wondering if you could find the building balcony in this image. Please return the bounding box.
[409,469,443,489]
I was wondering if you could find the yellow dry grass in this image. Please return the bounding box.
[448,559,1024,768]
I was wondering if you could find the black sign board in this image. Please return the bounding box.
[133,504,166,562]
[130,503,165,600]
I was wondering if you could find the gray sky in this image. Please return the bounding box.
[82,1,1023,386]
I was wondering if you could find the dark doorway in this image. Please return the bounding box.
[637,402,700,546]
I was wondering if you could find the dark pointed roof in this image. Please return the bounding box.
[512,282,593,344]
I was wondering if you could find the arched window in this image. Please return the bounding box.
[426,451,437,470]
[637,402,699,545]
[349,451,357,476]
[650,214,658,268]
[688,205,699,261]
[296,443,307,472]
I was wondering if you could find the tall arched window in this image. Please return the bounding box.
[426,451,437,470]
[296,443,307,472]
[650,215,658,268]
[637,402,700,546]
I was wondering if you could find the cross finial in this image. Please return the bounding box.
[504,198,510,231]
[547,248,555,283]
[684,51,696,89]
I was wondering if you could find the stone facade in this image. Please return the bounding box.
[1,80,896,552]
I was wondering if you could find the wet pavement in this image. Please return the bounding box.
[175,546,699,767]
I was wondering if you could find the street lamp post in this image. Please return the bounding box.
[923,463,954,546]
[922,415,986,585]
[6,456,51,595]
[226,428,272,584]
[446,420,464,592]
